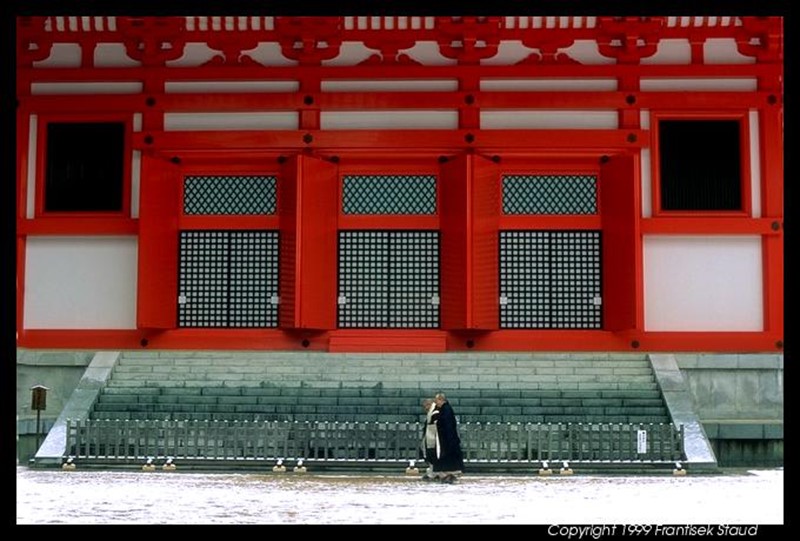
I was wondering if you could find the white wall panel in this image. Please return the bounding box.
[238,42,298,66]
[165,80,299,93]
[480,41,532,65]
[640,148,652,218]
[166,43,220,67]
[640,78,757,91]
[403,41,457,65]
[481,110,618,129]
[749,109,762,218]
[643,236,763,331]
[26,115,37,219]
[321,110,459,130]
[704,38,756,64]
[164,112,298,131]
[560,40,616,64]
[32,43,81,68]
[131,150,141,219]
[323,42,376,66]
[31,82,144,95]
[24,237,139,329]
[94,43,141,67]
[480,78,618,91]
[641,39,691,65]
[322,79,458,92]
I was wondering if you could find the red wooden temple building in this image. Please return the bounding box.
[16,16,784,354]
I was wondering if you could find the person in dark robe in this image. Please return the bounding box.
[433,392,464,483]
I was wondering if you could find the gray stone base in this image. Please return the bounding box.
[710,439,783,468]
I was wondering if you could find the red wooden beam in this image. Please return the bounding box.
[130,129,648,152]
[640,217,780,235]
[17,63,781,86]
[17,218,139,236]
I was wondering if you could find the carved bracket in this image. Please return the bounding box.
[596,16,663,63]
[436,16,501,64]
[118,17,187,66]
[275,17,343,65]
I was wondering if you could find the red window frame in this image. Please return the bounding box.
[337,158,441,230]
[497,157,602,231]
[35,113,133,219]
[650,110,752,218]
[178,161,281,231]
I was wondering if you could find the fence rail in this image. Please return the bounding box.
[64,419,685,465]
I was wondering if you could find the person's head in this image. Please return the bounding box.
[422,398,434,411]
[434,393,446,407]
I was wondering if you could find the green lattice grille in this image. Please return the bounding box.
[338,231,439,328]
[500,230,602,329]
[503,175,597,214]
[178,230,279,328]
[184,176,277,215]
[342,175,437,214]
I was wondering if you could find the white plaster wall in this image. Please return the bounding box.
[640,148,652,218]
[640,78,757,91]
[165,80,299,93]
[323,42,376,66]
[641,39,691,65]
[481,110,618,129]
[403,41,457,65]
[480,41,533,65]
[322,79,458,92]
[321,110,459,130]
[749,109,762,218]
[239,42,298,67]
[643,236,763,331]
[26,115,37,219]
[94,43,141,67]
[131,150,141,219]
[24,237,139,329]
[704,38,756,64]
[31,82,144,95]
[32,43,81,68]
[480,78,617,91]
[164,112,298,131]
[167,43,222,67]
[560,40,616,64]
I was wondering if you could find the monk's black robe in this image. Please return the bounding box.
[435,400,465,473]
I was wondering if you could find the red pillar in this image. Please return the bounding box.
[440,153,499,330]
[279,155,338,329]
[137,154,179,328]
[600,153,642,332]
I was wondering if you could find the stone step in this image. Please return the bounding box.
[89,409,670,425]
[97,390,661,406]
[95,352,667,427]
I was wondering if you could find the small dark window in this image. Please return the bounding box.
[45,122,125,212]
[659,120,742,211]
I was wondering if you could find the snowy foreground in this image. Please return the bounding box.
[16,466,783,525]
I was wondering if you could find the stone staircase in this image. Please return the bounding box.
[89,352,671,426]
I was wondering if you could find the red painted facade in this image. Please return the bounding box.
[16,16,784,352]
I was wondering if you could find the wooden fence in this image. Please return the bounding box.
[64,419,684,465]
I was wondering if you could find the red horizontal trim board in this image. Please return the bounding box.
[179,215,279,230]
[18,91,771,115]
[17,330,781,353]
[18,63,780,84]
[640,217,779,235]
[500,216,601,230]
[17,218,139,236]
[131,130,647,151]
[338,215,439,229]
